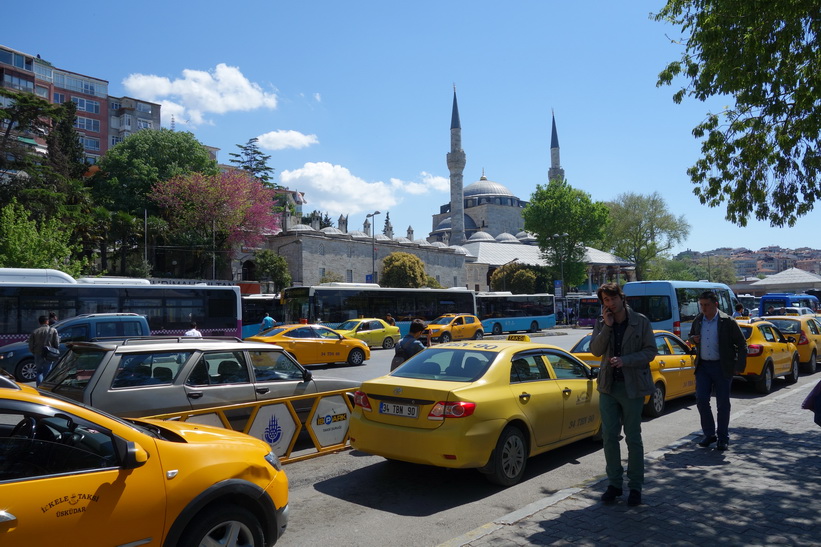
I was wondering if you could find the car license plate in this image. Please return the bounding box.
[379,401,418,418]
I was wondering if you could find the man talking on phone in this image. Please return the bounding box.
[590,282,657,507]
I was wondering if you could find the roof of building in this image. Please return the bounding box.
[750,267,821,288]
[464,176,516,198]
[461,241,634,268]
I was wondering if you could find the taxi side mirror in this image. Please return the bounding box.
[786,336,796,344]
[588,367,599,379]
[122,441,149,469]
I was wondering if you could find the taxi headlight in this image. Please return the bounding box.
[264,451,283,471]
[0,351,12,360]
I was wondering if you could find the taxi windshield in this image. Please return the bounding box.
[336,320,360,331]
[428,316,454,325]
[392,348,495,382]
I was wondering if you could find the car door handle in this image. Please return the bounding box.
[256,387,270,394]
[659,360,666,367]
[562,388,571,395]
[187,391,203,399]
[0,511,17,524]
[519,392,531,401]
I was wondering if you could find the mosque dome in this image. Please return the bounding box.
[431,241,447,248]
[495,232,521,243]
[433,215,478,232]
[349,230,370,239]
[448,245,472,256]
[320,227,344,236]
[415,239,433,247]
[467,231,495,242]
[464,175,516,198]
[287,223,315,232]
[394,236,413,245]
[375,234,391,242]
[516,231,537,243]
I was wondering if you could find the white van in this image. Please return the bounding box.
[622,281,737,339]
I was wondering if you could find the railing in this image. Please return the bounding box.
[144,388,354,464]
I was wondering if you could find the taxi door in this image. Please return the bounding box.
[760,324,792,375]
[0,406,166,546]
[358,321,380,347]
[663,333,696,397]
[652,335,681,397]
[450,317,466,340]
[508,353,563,447]
[542,352,598,440]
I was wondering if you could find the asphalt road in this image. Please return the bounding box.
[277,329,798,547]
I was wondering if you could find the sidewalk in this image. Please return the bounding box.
[442,379,821,547]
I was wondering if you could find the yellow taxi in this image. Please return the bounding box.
[332,318,401,349]
[735,319,800,393]
[423,313,484,343]
[247,323,370,366]
[570,330,696,418]
[349,335,600,486]
[0,375,288,546]
[758,315,821,374]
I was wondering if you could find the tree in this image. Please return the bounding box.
[602,192,690,280]
[151,171,281,276]
[319,271,344,283]
[0,199,86,277]
[93,129,218,215]
[646,255,737,285]
[522,178,609,288]
[425,275,443,289]
[0,88,55,177]
[301,210,333,228]
[46,100,86,180]
[254,250,292,292]
[655,1,821,227]
[509,269,537,294]
[229,137,275,186]
[380,252,426,288]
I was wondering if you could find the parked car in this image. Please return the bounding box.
[246,324,370,365]
[332,318,401,349]
[39,337,360,419]
[764,315,821,373]
[570,330,696,418]
[0,374,288,546]
[735,319,800,393]
[0,313,150,383]
[422,313,484,343]
[349,335,600,486]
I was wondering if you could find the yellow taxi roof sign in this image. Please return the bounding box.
[507,334,531,342]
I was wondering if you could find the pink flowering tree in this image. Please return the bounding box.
[151,171,281,275]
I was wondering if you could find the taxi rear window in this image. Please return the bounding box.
[766,319,800,334]
[392,348,494,382]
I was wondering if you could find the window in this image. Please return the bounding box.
[509,354,549,382]
[35,85,48,98]
[248,350,304,382]
[319,267,326,278]
[3,74,34,92]
[112,351,194,388]
[110,136,123,147]
[74,116,100,133]
[71,97,100,114]
[545,353,589,380]
[79,136,100,151]
[346,270,353,282]
[136,102,152,113]
[110,101,120,110]
[53,92,65,104]
[136,119,152,130]
[122,114,132,128]
[655,336,671,355]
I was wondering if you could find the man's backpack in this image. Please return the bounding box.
[390,341,407,371]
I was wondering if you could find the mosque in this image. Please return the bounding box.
[235,90,634,292]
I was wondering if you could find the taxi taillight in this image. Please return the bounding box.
[428,401,476,420]
[798,330,809,345]
[673,321,681,337]
[354,390,372,411]
[747,344,763,357]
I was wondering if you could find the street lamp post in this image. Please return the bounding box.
[553,233,568,323]
[366,211,381,282]
[501,257,518,292]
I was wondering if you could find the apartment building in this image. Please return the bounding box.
[1,44,160,162]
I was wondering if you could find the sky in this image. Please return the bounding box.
[6,1,820,256]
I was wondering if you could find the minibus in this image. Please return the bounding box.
[622,280,738,339]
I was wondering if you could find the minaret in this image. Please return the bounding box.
[446,87,466,245]
[548,110,565,181]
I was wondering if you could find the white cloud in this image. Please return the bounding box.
[123,63,277,127]
[257,130,319,151]
[389,171,450,195]
[280,162,398,217]
[313,92,322,103]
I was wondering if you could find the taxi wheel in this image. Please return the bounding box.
[754,363,773,394]
[801,350,816,374]
[15,358,38,383]
[643,383,665,418]
[785,355,799,384]
[382,337,396,349]
[348,348,366,366]
[440,332,452,343]
[179,505,264,547]
[492,323,502,336]
[473,330,484,340]
[485,426,527,487]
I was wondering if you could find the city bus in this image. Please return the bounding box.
[576,295,600,328]
[0,268,242,345]
[281,284,476,335]
[475,292,556,335]
[622,280,738,339]
[759,293,820,316]
[241,294,283,338]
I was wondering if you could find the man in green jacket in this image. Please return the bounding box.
[590,283,657,507]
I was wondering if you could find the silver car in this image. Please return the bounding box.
[39,337,360,419]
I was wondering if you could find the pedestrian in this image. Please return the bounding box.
[385,313,395,326]
[28,315,60,385]
[184,322,203,338]
[390,319,426,371]
[689,291,747,451]
[732,303,745,318]
[568,307,576,325]
[589,282,657,507]
[48,311,58,326]
[260,312,275,332]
